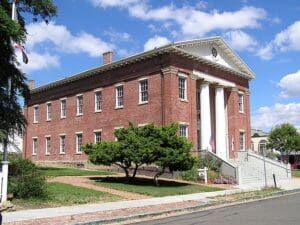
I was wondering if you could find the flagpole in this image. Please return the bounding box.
[1,0,16,203]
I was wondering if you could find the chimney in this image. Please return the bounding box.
[28,80,35,90]
[103,51,113,65]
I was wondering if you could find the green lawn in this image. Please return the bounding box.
[13,182,120,209]
[93,177,223,197]
[38,166,114,177]
[292,170,300,177]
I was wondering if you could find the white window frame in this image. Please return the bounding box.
[94,129,102,144]
[76,94,83,116]
[94,89,103,112]
[33,105,39,123]
[46,102,52,121]
[114,126,123,141]
[178,75,187,101]
[239,131,245,150]
[115,84,124,109]
[45,136,51,155]
[238,93,244,113]
[179,123,188,138]
[76,132,83,153]
[59,134,66,154]
[139,78,148,104]
[32,137,38,155]
[60,98,67,119]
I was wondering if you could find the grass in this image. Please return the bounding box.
[292,170,300,177]
[13,182,120,209]
[38,166,114,177]
[93,177,223,197]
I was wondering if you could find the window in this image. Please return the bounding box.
[115,85,124,108]
[179,124,188,138]
[60,135,66,154]
[77,95,83,115]
[45,136,51,155]
[76,133,83,153]
[238,93,244,113]
[139,79,148,103]
[32,138,37,155]
[33,105,39,123]
[178,77,187,100]
[94,131,102,143]
[95,91,102,112]
[239,132,245,150]
[60,99,66,118]
[46,102,52,121]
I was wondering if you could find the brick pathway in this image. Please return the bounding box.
[48,176,150,200]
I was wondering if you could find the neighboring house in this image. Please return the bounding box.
[23,37,254,166]
[0,133,23,153]
[251,129,269,154]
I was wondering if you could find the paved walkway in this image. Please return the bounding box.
[3,177,300,225]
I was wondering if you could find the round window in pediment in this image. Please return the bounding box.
[212,47,218,58]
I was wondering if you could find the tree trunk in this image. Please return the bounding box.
[154,167,165,186]
[132,164,139,179]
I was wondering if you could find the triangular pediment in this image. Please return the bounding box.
[174,37,255,79]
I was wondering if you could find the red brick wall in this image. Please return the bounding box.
[24,54,252,162]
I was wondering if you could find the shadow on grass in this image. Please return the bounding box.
[91,176,190,187]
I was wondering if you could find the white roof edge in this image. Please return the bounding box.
[174,37,255,79]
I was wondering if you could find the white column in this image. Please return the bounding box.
[200,82,212,151]
[215,86,227,160]
[1,161,9,202]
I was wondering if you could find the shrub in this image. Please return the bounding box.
[179,164,201,181]
[207,170,219,181]
[8,156,47,199]
[198,155,221,173]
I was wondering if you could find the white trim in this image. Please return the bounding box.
[59,133,66,136]
[45,136,51,155]
[94,88,103,92]
[94,90,102,112]
[76,93,83,97]
[178,73,188,78]
[178,121,189,125]
[115,85,124,108]
[44,135,51,137]
[114,82,125,87]
[60,98,67,119]
[59,135,66,154]
[60,97,67,100]
[75,133,83,154]
[93,129,102,132]
[114,126,124,130]
[138,77,149,81]
[32,137,38,155]
[33,105,39,123]
[75,131,83,134]
[138,123,150,127]
[76,94,83,116]
[192,70,235,87]
[178,76,187,101]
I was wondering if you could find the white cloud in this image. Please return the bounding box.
[258,21,300,60]
[144,36,170,51]
[27,22,113,57]
[224,30,257,51]
[278,70,300,98]
[90,1,266,38]
[103,28,130,42]
[16,51,59,74]
[252,103,300,130]
[89,0,140,8]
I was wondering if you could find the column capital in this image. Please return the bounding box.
[231,87,238,92]
[200,81,210,87]
[161,66,178,75]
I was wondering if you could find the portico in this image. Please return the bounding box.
[193,70,235,160]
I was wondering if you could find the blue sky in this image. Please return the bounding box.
[17,0,300,131]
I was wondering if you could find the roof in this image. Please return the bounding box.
[31,37,255,94]
[251,129,269,137]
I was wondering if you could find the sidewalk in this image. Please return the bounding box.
[3,178,300,225]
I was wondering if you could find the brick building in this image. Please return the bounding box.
[23,37,254,165]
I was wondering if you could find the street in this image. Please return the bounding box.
[131,192,300,225]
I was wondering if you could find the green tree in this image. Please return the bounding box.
[0,0,57,150]
[83,123,160,181]
[153,124,195,186]
[83,123,196,185]
[267,123,300,159]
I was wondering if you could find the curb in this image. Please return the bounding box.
[75,188,300,225]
